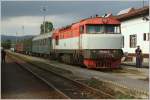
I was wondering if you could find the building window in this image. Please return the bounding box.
[130,34,136,48]
[143,33,150,41]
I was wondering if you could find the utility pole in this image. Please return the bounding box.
[15,32,18,51]
[22,25,24,35]
[16,32,17,44]
[42,6,47,34]
[142,0,144,7]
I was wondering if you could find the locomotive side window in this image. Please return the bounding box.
[86,24,120,34]
[105,25,120,34]
[86,25,104,33]
[79,25,84,33]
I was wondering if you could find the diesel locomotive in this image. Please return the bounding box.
[16,16,124,69]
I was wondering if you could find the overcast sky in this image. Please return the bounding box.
[1,0,149,36]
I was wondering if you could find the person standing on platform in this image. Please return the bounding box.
[1,49,6,64]
[135,46,143,68]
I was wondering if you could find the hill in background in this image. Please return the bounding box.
[1,35,35,42]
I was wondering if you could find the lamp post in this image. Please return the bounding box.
[142,0,144,7]
[22,25,24,35]
[41,6,47,34]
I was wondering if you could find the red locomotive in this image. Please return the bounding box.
[52,16,124,69]
[16,16,123,69]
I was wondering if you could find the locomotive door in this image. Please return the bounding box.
[79,25,84,49]
[54,36,59,49]
[79,34,82,50]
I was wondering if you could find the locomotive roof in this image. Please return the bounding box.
[78,17,120,25]
[32,33,52,41]
[58,17,120,31]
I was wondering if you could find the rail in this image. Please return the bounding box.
[8,53,114,99]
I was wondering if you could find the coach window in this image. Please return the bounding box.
[55,36,59,45]
[44,39,46,45]
[41,40,43,45]
[45,39,47,45]
[44,39,45,45]
[80,25,84,33]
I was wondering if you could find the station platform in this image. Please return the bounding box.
[1,55,59,99]
[121,61,149,68]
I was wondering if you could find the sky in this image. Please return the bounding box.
[1,0,149,36]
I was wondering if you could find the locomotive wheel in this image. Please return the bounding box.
[72,52,84,66]
[61,54,73,64]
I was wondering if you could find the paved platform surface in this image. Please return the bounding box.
[1,55,58,99]
[121,65,149,77]
[121,61,149,68]
[11,52,149,93]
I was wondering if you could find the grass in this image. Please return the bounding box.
[79,78,135,99]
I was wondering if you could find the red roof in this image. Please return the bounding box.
[116,6,149,21]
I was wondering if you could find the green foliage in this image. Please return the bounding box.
[40,21,53,34]
[117,94,134,99]
[1,39,11,49]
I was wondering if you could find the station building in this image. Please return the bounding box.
[116,6,149,63]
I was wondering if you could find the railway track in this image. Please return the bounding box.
[8,53,114,99]
[7,55,69,99]
[8,51,149,99]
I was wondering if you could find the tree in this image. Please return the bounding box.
[40,21,53,34]
[40,24,44,34]
[1,39,11,49]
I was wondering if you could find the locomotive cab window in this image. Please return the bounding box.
[105,25,120,34]
[86,24,104,34]
[86,24,120,34]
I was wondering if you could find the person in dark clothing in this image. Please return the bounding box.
[135,46,142,68]
[1,49,6,64]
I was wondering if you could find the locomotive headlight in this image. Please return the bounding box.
[92,50,96,53]
[99,50,110,54]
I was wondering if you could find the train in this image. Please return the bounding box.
[15,38,32,55]
[15,16,124,69]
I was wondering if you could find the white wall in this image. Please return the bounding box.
[81,34,123,49]
[121,16,149,54]
[52,34,123,50]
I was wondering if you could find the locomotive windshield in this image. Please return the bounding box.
[86,24,120,34]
